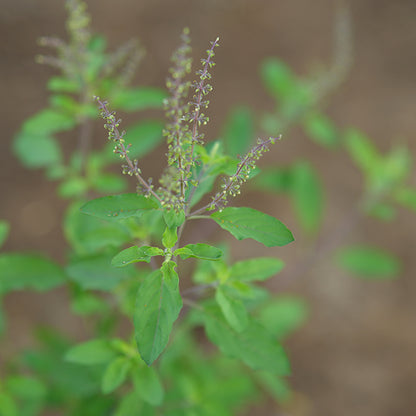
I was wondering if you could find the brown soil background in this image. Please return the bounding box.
[1,0,415,415]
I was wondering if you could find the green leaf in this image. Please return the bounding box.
[211,207,294,247]
[112,87,167,111]
[0,301,5,336]
[0,220,10,248]
[344,129,380,176]
[188,156,233,208]
[22,109,76,135]
[291,161,324,234]
[134,263,182,365]
[58,176,88,198]
[112,246,164,267]
[260,58,298,101]
[0,392,17,416]
[13,131,62,168]
[162,227,177,249]
[163,209,185,228]
[204,308,290,375]
[255,372,292,403]
[123,120,164,159]
[66,254,135,291]
[253,166,294,194]
[258,296,308,339]
[133,366,164,406]
[47,76,80,93]
[80,193,158,221]
[221,106,254,157]
[367,203,396,221]
[114,392,155,416]
[394,187,416,212]
[336,245,401,278]
[303,112,339,148]
[254,163,324,234]
[174,244,223,261]
[91,173,127,194]
[102,357,131,394]
[6,376,47,401]
[383,145,413,186]
[229,257,284,282]
[50,94,80,113]
[65,339,117,365]
[215,286,249,332]
[64,202,132,254]
[88,34,107,52]
[71,292,108,316]
[0,253,66,294]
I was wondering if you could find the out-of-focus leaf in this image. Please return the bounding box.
[336,245,401,278]
[291,161,324,234]
[344,129,380,176]
[204,308,290,375]
[229,257,284,282]
[58,176,88,198]
[303,112,339,148]
[0,391,18,416]
[132,366,164,406]
[112,87,167,111]
[114,391,155,416]
[0,253,66,294]
[47,76,80,93]
[6,376,47,401]
[255,372,292,403]
[22,109,76,135]
[65,339,117,365]
[260,58,298,101]
[394,187,416,213]
[0,220,10,248]
[258,296,308,339]
[66,254,135,291]
[123,120,164,159]
[64,202,132,254]
[71,292,109,316]
[221,106,254,157]
[91,173,127,194]
[101,357,131,394]
[88,34,107,52]
[13,132,62,168]
[367,203,396,221]
[383,146,412,185]
[260,58,311,118]
[50,94,80,114]
[253,167,294,194]
[80,193,158,221]
[215,286,249,332]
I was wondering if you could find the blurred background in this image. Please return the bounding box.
[1,0,415,414]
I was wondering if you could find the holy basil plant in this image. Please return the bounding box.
[77,28,294,367]
[1,2,302,415]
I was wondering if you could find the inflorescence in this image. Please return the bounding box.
[37,0,143,88]
[191,136,280,215]
[160,30,220,210]
[96,30,279,216]
[95,97,162,202]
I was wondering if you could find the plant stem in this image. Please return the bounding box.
[77,114,93,175]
